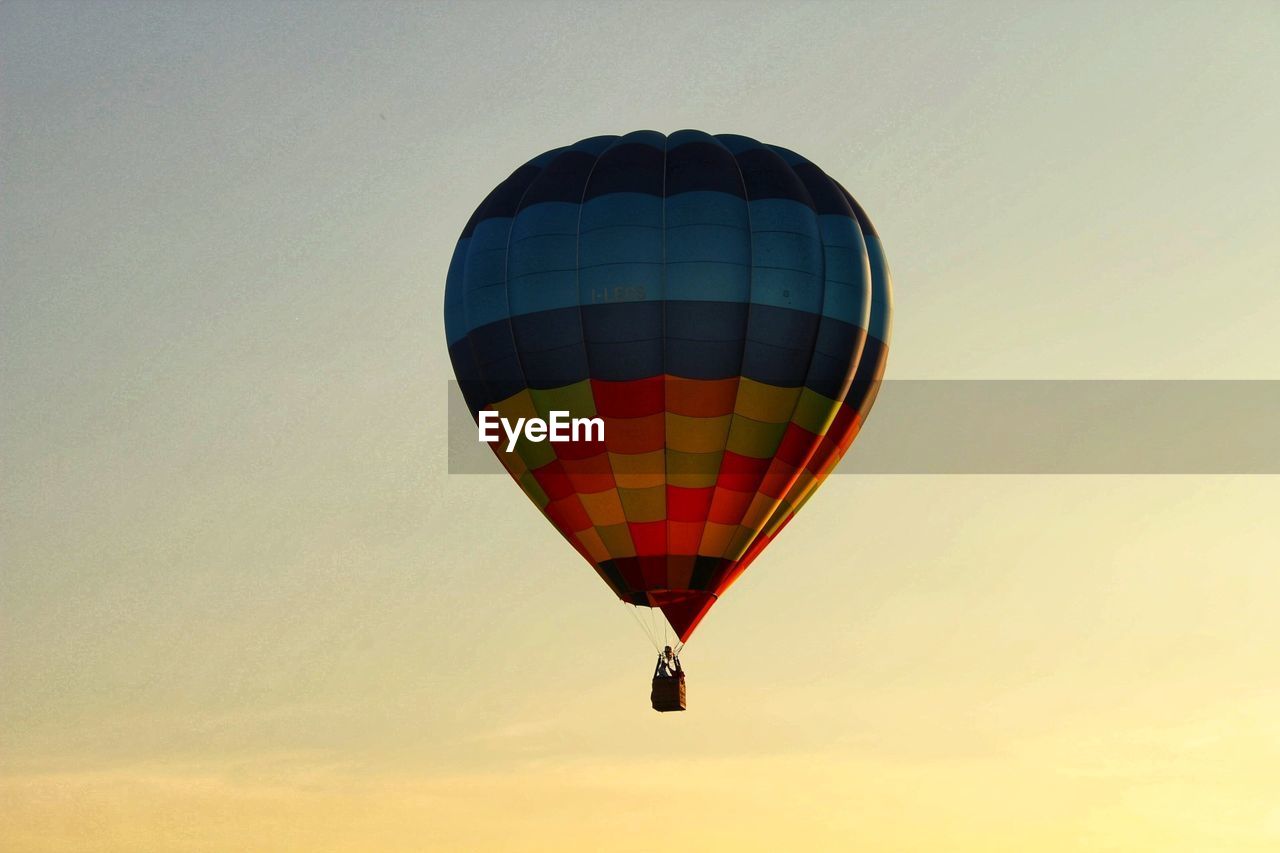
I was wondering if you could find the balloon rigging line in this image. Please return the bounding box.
[624,601,660,651]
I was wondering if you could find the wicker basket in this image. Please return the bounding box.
[651,675,687,712]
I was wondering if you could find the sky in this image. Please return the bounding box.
[2,1,1279,850]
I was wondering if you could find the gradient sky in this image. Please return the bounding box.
[3,2,1278,850]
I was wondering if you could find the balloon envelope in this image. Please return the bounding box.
[444,130,892,641]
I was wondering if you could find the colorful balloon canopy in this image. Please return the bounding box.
[444,130,892,642]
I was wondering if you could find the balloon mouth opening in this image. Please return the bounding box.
[629,590,717,642]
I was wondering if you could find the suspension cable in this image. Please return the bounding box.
[623,601,660,651]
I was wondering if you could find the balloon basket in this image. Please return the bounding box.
[651,675,686,712]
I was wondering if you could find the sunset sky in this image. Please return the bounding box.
[3,2,1279,850]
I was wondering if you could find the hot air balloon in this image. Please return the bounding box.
[444,131,892,710]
